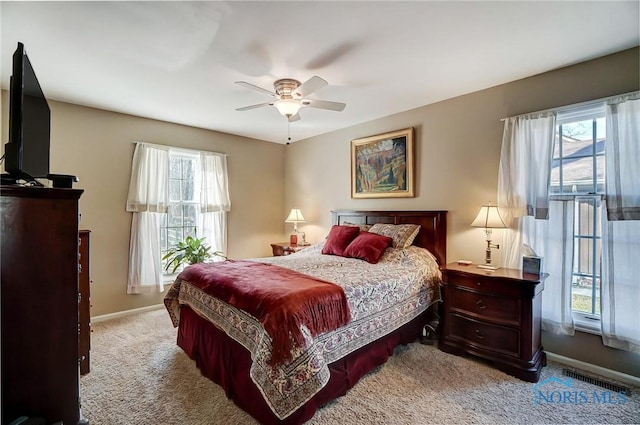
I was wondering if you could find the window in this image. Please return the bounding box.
[551,111,605,195]
[571,196,601,321]
[126,143,230,294]
[161,152,200,274]
[551,106,605,328]
[499,92,640,350]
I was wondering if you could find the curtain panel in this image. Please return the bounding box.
[605,93,640,220]
[518,201,576,335]
[497,113,556,223]
[601,93,640,353]
[601,209,640,353]
[126,143,170,294]
[126,143,170,213]
[199,152,231,261]
[498,113,557,269]
[127,212,165,294]
[200,152,231,213]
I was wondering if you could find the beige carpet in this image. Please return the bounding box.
[80,308,639,424]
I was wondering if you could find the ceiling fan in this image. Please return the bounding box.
[235,76,346,122]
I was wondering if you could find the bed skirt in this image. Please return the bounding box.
[177,305,431,425]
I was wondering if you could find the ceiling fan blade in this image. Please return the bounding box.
[235,102,273,111]
[288,113,301,122]
[235,81,278,98]
[303,99,346,112]
[294,76,327,98]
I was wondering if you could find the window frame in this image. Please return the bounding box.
[551,105,606,332]
[161,151,202,280]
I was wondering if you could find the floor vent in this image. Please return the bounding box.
[562,368,631,395]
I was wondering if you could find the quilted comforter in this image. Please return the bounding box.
[164,242,442,419]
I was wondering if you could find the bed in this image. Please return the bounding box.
[164,210,447,424]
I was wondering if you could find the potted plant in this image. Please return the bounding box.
[162,235,224,273]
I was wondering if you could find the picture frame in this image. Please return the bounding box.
[351,127,414,198]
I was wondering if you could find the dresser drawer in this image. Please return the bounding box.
[448,313,521,358]
[444,272,521,297]
[449,286,521,326]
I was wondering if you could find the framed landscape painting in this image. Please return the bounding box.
[351,127,414,198]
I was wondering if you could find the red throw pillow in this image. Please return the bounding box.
[343,232,393,264]
[322,225,361,256]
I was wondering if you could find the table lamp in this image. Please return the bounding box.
[285,208,308,245]
[471,203,508,270]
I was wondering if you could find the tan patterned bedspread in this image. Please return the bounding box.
[164,242,442,419]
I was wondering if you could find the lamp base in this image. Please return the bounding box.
[477,264,499,271]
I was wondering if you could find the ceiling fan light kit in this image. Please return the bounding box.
[274,99,301,117]
[235,75,346,121]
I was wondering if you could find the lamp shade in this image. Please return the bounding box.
[285,208,306,223]
[471,205,507,228]
[275,99,301,117]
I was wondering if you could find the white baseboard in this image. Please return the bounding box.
[546,351,640,387]
[91,304,164,323]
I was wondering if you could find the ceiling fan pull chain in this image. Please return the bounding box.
[287,121,291,144]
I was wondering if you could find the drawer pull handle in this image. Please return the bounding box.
[474,329,485,339]
[476,300,487,309]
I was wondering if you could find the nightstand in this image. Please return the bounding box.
[439,263,548,382]
[270,242,308,257]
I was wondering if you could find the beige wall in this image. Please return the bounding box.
[1,96,286,316]
[285,47,640,377]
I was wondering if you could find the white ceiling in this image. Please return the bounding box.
[1,1,638,144]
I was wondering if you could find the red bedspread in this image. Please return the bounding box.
[177,260,351,365]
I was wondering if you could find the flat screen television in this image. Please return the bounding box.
[3,42,51,182]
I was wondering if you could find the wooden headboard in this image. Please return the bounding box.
[331,210,447,266]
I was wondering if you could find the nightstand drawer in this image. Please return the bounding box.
[444,272,521,297]
[449,286,521,326]
[448,313,521,358]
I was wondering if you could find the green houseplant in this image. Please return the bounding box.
[162,235,221,273]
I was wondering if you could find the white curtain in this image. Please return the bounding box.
[514,201,575,335]
[498,112,576,334]
[498,112,556,268]
[605,94,640,220]
[601,210,640,352]
[199,152,231,260]
[126,143,169,294]
[600,93,640,353]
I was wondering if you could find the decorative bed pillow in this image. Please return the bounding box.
[368,223,420,248]
[322,225,361,256]
[342,221,372,232]
[343,232,393,264]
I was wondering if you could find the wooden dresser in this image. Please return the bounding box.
[439,263,548,382]
[79,230,91,375]
[1,186,85,424]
